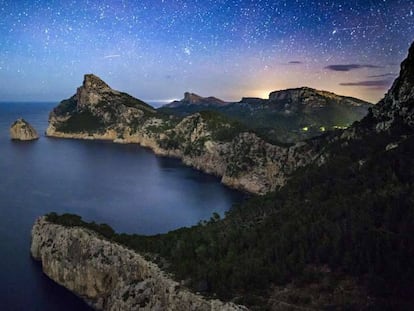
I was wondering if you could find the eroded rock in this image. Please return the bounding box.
[10,118,39,141]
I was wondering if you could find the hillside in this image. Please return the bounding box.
[43,41,414,310]
[160,87,372,143]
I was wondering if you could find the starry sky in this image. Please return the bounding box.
[0,0,413,104]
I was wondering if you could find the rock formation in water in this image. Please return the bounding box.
[31,217,248,311]
[47,74,322,194]
[10,118,39,141]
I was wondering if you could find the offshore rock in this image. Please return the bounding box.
[31,217,248,311]
[10,118,39,141]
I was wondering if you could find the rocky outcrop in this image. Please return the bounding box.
[47,74,320,194]
[371,42,414,131]
[31,217,248,311]
[10,118,39,141]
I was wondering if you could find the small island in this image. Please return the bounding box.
[10,118,39,141]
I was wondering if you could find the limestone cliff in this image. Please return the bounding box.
[31,217,248,311]
[47,74,321,194]
[10,118,39,141]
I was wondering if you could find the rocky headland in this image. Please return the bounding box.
[31,216,248,311]
[10,118,39,141]
[46,74,323,194]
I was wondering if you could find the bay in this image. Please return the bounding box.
[0,102,245,310]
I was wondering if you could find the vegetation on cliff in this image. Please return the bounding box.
[46,121,414,309]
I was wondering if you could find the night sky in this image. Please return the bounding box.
[0,0,413,104]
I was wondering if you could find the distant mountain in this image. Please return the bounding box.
[267,87,369,111]
[164,92,229,108]
[161,87,372,143]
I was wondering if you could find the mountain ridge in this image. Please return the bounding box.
[160,86,372,143]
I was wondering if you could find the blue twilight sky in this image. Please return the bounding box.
[0,0,413,103]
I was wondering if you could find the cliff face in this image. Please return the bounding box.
[10,118,39,141]
[371,42,414,131]
[31,217,248,311]
[47,75,320,194]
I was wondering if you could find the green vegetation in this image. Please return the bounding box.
[198,110,250,142]
[157,132,182,150]
[118,92,156,114]
[46,123,414,309]
[160,98,370,144]
[46,213,115,239]
[53,96,77,115]
[56,110,104,133]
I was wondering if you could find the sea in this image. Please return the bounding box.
[0,102,245,310]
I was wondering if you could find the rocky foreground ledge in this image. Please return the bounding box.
[31,217,248,311]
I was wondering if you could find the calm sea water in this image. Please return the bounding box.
[0,102,245,310]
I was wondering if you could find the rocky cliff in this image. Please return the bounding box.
[47,74,321,194]
[10,118,39,141]
[31,217,248,311]
[371,42,414,131]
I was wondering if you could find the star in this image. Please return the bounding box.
[184,47,191,56]
[0,0,412,103]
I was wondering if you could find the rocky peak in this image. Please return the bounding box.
[385,42,414,103]
[184,92,227,105]
[82,74,112,92]
[10,118,39,141]
[184,92,202,103]
[165,92,227,108]
[74,74,125,109]
[371,42,414,130]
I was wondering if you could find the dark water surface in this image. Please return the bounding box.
[0,102,245,310]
